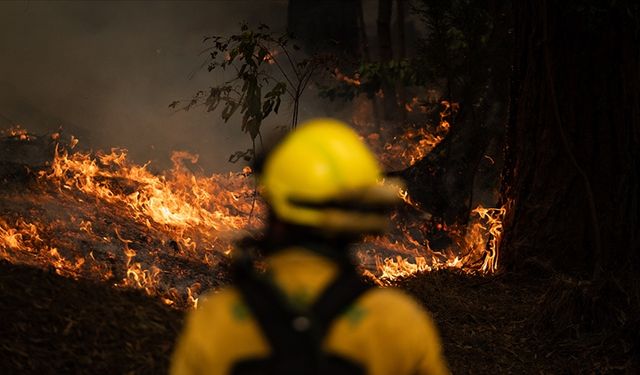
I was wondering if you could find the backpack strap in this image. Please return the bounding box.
[233,258,317,375]
[231,253,372,375]
[309,266,371,341]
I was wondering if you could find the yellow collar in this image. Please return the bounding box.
[265,247,340,308]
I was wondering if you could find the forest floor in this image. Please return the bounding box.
[0,133,636,374]
[1,259,636,374]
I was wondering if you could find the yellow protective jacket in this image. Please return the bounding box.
[171,247,450,375]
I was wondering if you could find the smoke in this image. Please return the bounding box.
[0,1,289,172]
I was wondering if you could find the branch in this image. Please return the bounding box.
[257,42,296,90]
[275,40,300,78]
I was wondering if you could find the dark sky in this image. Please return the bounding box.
[0,1,292,172]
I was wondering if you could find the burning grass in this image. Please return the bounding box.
[4,125,631,373]
[0,121,506,308]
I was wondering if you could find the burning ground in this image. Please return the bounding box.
[0,125,628,373]
[0,112,505,310]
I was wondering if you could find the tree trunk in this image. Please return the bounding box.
[377,0,399,120]
[287,0,360,58]
[401,1,511,226]
[502,0,640,335]
[376,0,393,64]
[395,0,406,59]
[395,0,407,122]
[356,0,382,129]
[401,109,490,225]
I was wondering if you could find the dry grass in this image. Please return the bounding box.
[2,261,636,374]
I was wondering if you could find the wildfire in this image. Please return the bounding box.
[360,200,509,285]
[468,205,508,273]
[0,218,39,252]
[262,49,279,65]
[333,68,361,87]
[382,127,444,168]
[438,100,458,130]
[0,122,506,307]
[1,125,31,141]
[44,145,257,238]
[360,100,455,171]
[1,133,259,308]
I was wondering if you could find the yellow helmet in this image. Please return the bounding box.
[260,118,402,233]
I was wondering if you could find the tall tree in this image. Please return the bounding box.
[502,0,640,338]
[395,0,406,59]
[395,0,408,121]
[377,0,400,120]
[287,0,360,58]
[402,0,511,225]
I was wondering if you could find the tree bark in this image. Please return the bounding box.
[502,0,640,334]
[395,0,407,122]
[401,1,511,226]
[377,0,399,120]
[395,0,406,60]
[287,0,360,58]
[376,0,393,64]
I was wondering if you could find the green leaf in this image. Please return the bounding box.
[188,22,327,153]
[262,100,274,118]
[221,101,239,121]
[245,117,261,140]
[228,148,254,163]
[274,97,281,114]
[257,47,268,62]
[229,48,239,61]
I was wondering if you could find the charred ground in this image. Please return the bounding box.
[2,260,635,374]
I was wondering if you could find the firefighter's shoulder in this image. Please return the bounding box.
[173,287,270,374]
[360,286,432,320]
[195,287,259,325]
[190,286,269,344]
[333,286,441,341]
[326,286,449,375]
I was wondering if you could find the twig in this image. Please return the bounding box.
[276,40,300,78]
[248,137,257,224]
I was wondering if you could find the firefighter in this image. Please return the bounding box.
[171,118,450,375]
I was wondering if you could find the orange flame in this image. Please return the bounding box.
[364,201,509,284]
[333,68,361,87]
[1,124,506,306]
[1,125,31,140]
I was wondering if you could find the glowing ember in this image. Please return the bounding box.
[1,125,31,141]
[262,49,280,65]
[382,126,444,168]
[333,68,361,87]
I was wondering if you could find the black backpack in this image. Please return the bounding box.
[230,255,371,375]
